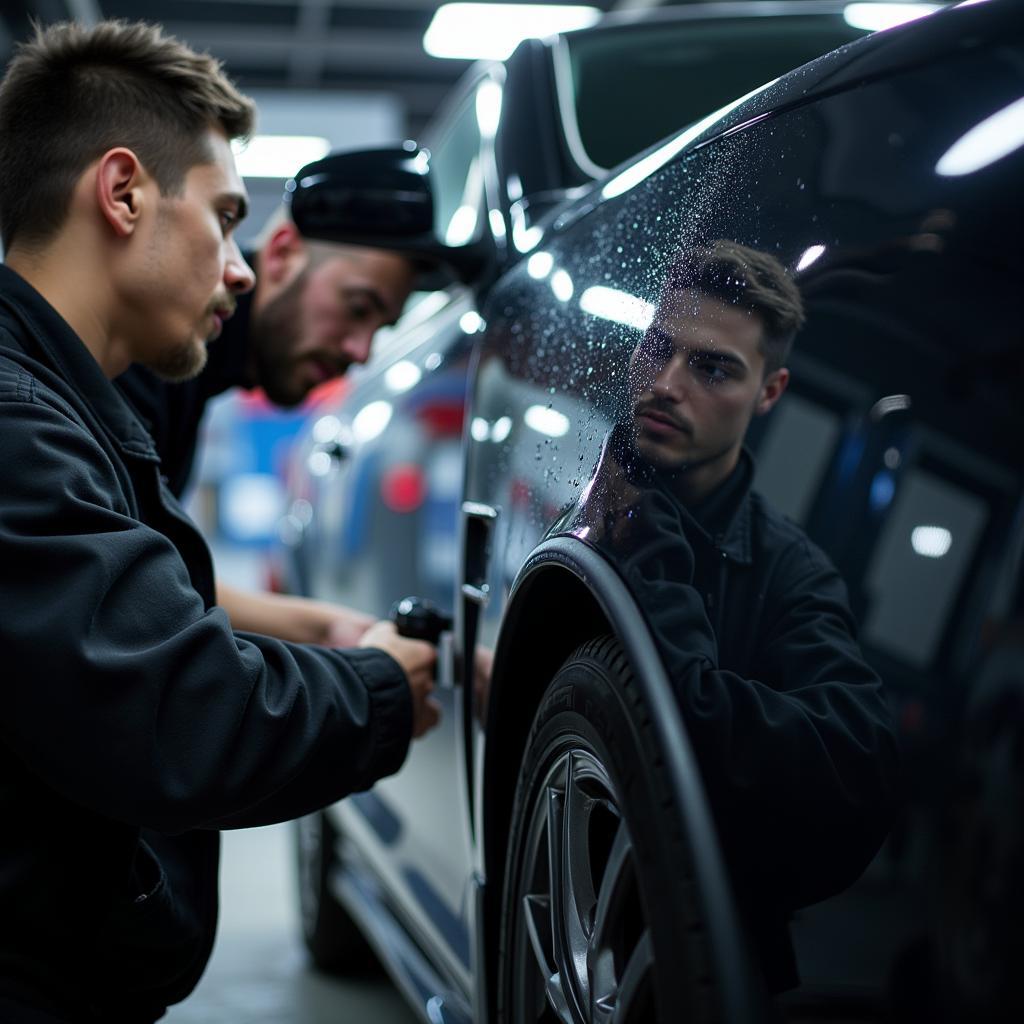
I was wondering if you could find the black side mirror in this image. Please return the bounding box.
[286,144,488,285]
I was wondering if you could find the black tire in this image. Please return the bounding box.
[294,810,378,974]
[497,635,717,1024]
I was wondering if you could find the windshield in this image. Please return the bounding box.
[565,15,869,171]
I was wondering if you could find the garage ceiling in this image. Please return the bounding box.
[0,0,676,139]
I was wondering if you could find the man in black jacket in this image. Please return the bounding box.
[117,217,420,647]
[0,20,438,1022]
[571,241,900,992]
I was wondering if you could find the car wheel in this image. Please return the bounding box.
[497,634,716,1024]
[294,811,376,973]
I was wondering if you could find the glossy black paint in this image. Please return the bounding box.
[282,2,1024,1021]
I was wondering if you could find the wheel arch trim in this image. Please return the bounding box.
[478,534,767,1022]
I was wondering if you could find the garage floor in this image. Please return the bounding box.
[165,823,418,1024]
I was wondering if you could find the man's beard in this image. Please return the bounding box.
[150,337,208,382]
[248,267,308,407]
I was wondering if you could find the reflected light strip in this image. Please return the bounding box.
[936,95,1024,176]
[385,360,422,393]
[352,400,393,442]
[843,3,941,32]
[527,251,554,280]
[602,78,778,201]
[551,269,574,302]
[476,80,503,140]
[870,394,912,420]
[491,416,513,443]
[445,205,478,245]
[460,310,485,334]
[579,286,654,330]
[525,405,570,437]
[796,244,826,272]
[424,3,602,61]
[312,414,341,444]
[911,525,952,558]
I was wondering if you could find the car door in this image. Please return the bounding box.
[464,4,1024,1013]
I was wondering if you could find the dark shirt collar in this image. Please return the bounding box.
[666,448,755,565]
[0,264,158,460]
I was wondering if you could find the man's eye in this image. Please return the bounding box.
[349,304,372,321]
[219,211,237,232]
[691,358,729,384]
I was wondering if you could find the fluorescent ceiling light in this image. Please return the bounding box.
[424,3,601,61]
[911,525,953,558]
[232,135,330,179]
[936,95,1024,176]
[843,3,941,32]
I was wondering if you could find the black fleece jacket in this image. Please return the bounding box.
[0,265,412,1021]
[578,426,900,991]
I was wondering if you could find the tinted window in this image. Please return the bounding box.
[565,14,868,170]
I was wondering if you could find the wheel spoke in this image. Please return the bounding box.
[591,818,632,955]
[611,929,653,1024]
[523,893,574,1022]
[562,752,598,1002]
[589,818,633,1011]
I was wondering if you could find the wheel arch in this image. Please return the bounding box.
[477,535,767,1023]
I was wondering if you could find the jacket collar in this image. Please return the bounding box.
[0,264,159,461]
[676,448,755,566]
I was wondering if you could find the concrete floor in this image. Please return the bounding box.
[165,823,418,1024]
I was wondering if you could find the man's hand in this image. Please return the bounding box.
[359,621,441,738]
[217,582,375,646]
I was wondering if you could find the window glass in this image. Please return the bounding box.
[565,15,867,170]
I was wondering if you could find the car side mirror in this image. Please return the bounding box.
[286,145,488,286]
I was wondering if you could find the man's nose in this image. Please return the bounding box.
[225,239,255,296]
[651,356,688,399]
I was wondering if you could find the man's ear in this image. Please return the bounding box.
[756,367,789,416]
[95,149,146,238]
[259,220,307,287]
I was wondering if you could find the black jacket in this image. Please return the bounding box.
[0,266,412,1021]
[577,428,900,990]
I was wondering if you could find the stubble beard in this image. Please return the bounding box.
[150,335,208,382]
[249,268,308,407]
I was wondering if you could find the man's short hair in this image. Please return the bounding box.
[0,19,255,251]
[664,240,806,374]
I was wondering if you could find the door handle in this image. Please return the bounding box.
[457,501,498,688]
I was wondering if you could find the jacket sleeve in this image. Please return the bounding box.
[603,487,899,911]
[0,387,412,834]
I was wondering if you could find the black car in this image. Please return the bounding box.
[281,2,1023,1022]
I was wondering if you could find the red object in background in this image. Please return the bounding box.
[381,463,427,514]
[416,402,464,438]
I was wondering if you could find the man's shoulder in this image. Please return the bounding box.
[748,490,838,577]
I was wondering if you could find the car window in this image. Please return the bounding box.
[563,14,869,171]
[427,85,485,246]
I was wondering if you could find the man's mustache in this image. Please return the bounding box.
[634,400,691,434]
